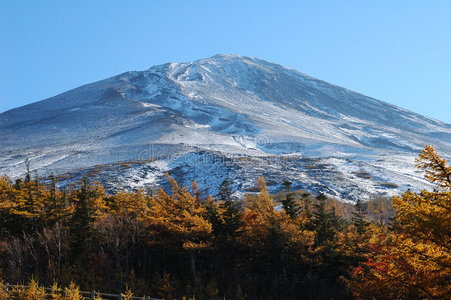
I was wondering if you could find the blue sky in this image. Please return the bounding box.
[1,0,450,123]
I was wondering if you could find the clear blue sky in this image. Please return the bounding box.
[1,0,450,123]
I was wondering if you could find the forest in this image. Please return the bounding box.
[0,145,449,299]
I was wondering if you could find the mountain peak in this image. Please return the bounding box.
[204,53,280,67]
[1,55,450,201]
[211,53,246,59]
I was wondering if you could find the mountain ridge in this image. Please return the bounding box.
[1,54,450,201]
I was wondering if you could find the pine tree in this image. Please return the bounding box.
[218,179,241,238]
[351,199,368,234]
[25,158,31,184]
[69,177,96,259]
[218,179,232,203]
[281,180,299,219]
[205,196,223,237]
[313,193,336,246]
[49,173,57,206]
[301,192,313,220]
[44,173,69,223]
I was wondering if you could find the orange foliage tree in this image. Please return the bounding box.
[346,145,451,298]
[142,173,212,276]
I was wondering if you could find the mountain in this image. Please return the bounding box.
[1,54,450,201]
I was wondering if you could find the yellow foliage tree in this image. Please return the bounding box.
[41,175,73,223]
[71,180,107,219]
[50,282,64,300]
[0,176,14,211]
[121,287,134,300]
[13,278,46,300]
[143,173,212,275]
[240,177,315,260]
[63,282,83,300]
[110,189,151,218]
[0,176,44,220]
[347,145,451,298]
[239,177,280,247]
[0,175,71,227]
[0,280,10,299]
[144,173,212,248]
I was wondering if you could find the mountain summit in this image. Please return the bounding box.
[1,54,450,200]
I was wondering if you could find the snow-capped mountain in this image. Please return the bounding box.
[1,54,450,201]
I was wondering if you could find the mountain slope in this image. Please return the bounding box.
[1,54,450,201]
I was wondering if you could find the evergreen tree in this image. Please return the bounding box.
[45,173,69,223]
[313,193,336,246]
[25,158,31,184]
[301,192,312,217]
[69,177,96,258]
[49,173,57,205]
[218,179,241,238]
[24,159,34,210]
[205,197,223,237]
[351,199,368,234]
[281,180,299,219]
[218,179,232,202]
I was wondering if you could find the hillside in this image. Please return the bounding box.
[1,54,450,201]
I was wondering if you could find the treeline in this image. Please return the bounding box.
[0,146,449,299]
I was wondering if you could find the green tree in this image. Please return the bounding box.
[351,199,368,234]
[219,180,241,238]
[281,180,299,219]
[218,179,232,203]
[69,177,99,258]
[313,193,337,246]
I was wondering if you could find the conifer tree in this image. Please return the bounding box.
[313,193,336,246]
[351,199,368,234]
[69,177,96,258]
[347,145,451,298]
[49,173,57,205]
[11,166,45,231]
[205,196,223,237]
[44,173,69,223]
[218,179,241,238]
[144,173,212,278]
[25,158,31,184]
[281,180,299,219]
[191,180,201,203]
[218,179,232,202]
[301,192,313,220]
